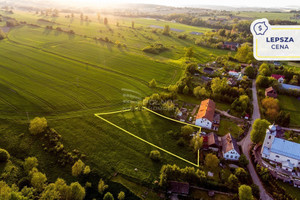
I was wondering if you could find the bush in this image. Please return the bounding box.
[0,148,10,162]
[29,117,48,135]
[0,29,6,40]
[149,150,161,161]
[6,19,18,27]
[142,43,168,54]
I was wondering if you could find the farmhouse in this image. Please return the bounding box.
[222,42,240,51]
[195,99,215,129]
[265,87,277,98]
[228,70,241,78]
[271,74,285,83]
[221,133,240,161]
[261,124,300,172]
[203,132,220,152]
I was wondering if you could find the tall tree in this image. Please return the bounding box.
[239,185,254,200]
[184,47,194,58]
[163,25,170,35]
[190,135,203,152]
[72,160,85,177]
[205,153,219,170]
[70,182,86,200]
[29,117,47,135]
[250,119,270,144]
[104,17,108,25]
[98,179,108,194]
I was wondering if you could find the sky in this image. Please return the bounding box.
[56,0,300,8]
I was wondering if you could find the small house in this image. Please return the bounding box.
[203,67,214,75]
[221,133,240,161]
[271,74,285,84]
[228,71,241,78]
[222,42,240,51]
[265,87,277,98]
[203,132,220,152]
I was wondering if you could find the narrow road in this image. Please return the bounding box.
[215,109,244,122]
[281,127,300,132]
[239,80,272,200]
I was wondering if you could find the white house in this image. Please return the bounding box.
[228,71,241,78]
[195,99,215,129]
[221,133,240,161]
[261,124,300,172]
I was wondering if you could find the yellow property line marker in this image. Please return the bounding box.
[94,108,200,167]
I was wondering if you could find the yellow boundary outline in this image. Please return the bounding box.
[94,107,200,167]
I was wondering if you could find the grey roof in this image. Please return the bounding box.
[271,138,300,160]
[281,83,300,90]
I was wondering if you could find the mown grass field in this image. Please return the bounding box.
[235,11,300,22]
[278,95,300,127]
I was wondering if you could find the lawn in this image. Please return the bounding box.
[278,95,300,127]
[218,118,243,139]
[276,180,300,200]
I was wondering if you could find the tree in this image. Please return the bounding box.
[97,12,100,21]
[80,13,83,20]
[211,77,228,94]
[244,66,255,79]
[235,43,253,63]
[185,47,194,58]
[238,154,249,167]
[149,150,161,161]
[239,185,254,200]
[256,75,270,88]
[70,182,85,200]
[72,159,85,177]
[31,171,47,192]
[0,148,10,162]
[205,153,219,169]
[181,125,194,138]
[40,183,61,200]
[118,191,125,200]
[235,168,248,183]
[149,79,157,88]
[104,192,114,200]
[163,25,170,35]
[193,86,209,99]
[258,63,271,76]
[190,135,203,152]
[131,21,134,29]
[227,174,239,190]
[250,119,271,144]
[183,85,189,95]
[261,97,280,121]
[98,179,108,194]
[53,178,70,199]
[0,29,6,40]
[24,157,38,172]
[29,117,47,135]
[104,18,108,25]
[83,166,91,175]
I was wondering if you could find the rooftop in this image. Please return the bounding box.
[221,133,240,154]
[196,99,215,122]
[271,138,300,160]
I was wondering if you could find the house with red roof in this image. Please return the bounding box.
[195,99,215,129]
[271,74,285,84]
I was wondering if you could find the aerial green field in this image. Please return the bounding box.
[235,11,299,22]
[0,9,232,196]
[278,95,300,127]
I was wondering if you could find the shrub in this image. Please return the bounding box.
[0,148,10,162]
[29,117,48,135]
[142,43,168,54]
[0,29,6,40]
[6,19,18,27]
[149,150,161,161]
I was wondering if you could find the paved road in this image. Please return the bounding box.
[239,80,273,200]
[281,127,300,132]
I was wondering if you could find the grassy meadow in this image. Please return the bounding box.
[278,95,300,127]
[0,9,232,195]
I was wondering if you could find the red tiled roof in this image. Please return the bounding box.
[196,99,215,122]
[271,74,285,80]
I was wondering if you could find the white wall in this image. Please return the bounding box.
[268,152,299,168]
[223,149,240,161]
[195,118,212,129]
